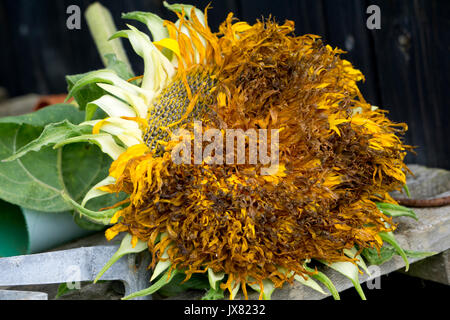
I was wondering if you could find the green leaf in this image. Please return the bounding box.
[202,287,225,300]
[0,106,113,213]
[66,72,107,111]
[104,53,134,81]
[122,269,179,300]
[376,202,418,220]
[61,191,121,225]
[95,233,148,283]
[2,121,91,162]
[66,54,134,111]
[85,2,131,69]
[122,11,172,60]
[122,11,168,42]
[208,268,225,291]
[0,104,83,127]
[321,260,366,300]
[158,273,210,297]
[362,245,436,268]
[304,265,340,300]
[72,212,106,231]
[294,274,326,295]
[361,246,397,266]
[403,184,411,198]
[248,278,275,300]
[55,283,78,299]
[404,250,437,259]
[379,231,410,271]
[163,1,206,26]
[344,247,371,276]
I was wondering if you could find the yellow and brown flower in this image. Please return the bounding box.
[72,3,412,300]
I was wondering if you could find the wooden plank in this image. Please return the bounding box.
[369,0,450,169]
[322,0,381,105]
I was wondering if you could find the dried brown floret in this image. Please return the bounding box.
[103,12,410,297]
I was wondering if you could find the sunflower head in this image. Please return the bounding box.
[72,3,412,300]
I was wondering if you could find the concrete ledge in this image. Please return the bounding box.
[0,290,48,300]
[400,249,449,285]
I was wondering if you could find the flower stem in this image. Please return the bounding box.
[85,2,132,72]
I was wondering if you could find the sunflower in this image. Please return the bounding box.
[66,2,414,300]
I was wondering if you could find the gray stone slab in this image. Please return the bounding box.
[391,164,450,199]
[400,249,449,285]
[0,245,152,300]
[0,290,47,300]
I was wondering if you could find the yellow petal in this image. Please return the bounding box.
[154,38,181,60]
[110,209,123,224]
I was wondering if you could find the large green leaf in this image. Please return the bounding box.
[0,104,84,127]
[0,105,113,213]
[3,121,91,162]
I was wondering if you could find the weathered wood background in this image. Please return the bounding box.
[0,0,449,169]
